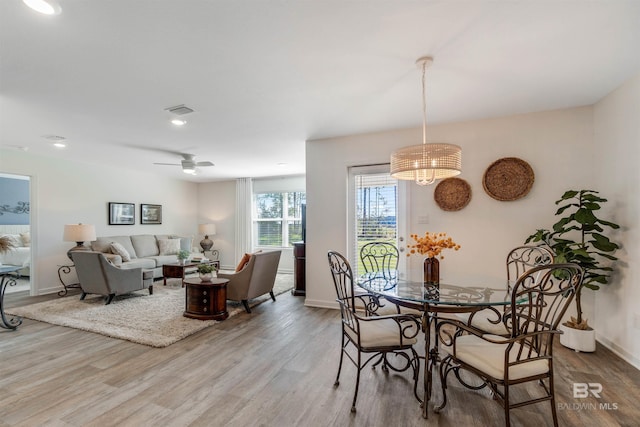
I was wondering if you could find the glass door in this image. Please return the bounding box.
[348,165,408,278]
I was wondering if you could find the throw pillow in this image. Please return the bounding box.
[20,232,31,247]
[158,238,181,256]
[110,242,131,262]
[235,253,251,272]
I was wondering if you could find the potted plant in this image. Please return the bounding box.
[177,249,190,265]
[526,189,620,352]
[197,263,215,282]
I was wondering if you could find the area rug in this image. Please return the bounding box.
[7,273,293,348]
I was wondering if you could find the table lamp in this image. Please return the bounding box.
[63,223,96,261]
[198,223,216,252]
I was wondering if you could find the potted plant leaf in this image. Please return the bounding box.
[177,249,190,265]
[525,189,620,352]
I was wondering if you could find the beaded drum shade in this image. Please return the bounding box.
[390,143,461,182]
[390,56,462,185]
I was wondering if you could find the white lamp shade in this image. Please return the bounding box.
[63,224,96,243]
[198,223,216,235]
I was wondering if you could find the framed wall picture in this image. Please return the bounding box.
[141,204,162,224]
[109,202,135,225]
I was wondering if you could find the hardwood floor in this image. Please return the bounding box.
[1,290,639,427]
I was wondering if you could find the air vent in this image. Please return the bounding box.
[165,104,194,115]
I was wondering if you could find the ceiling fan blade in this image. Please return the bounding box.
[153,162,181,166]
[196,161,214,167]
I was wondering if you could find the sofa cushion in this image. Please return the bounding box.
[148,255,179,267]
[110,242,131,262]
[20,232,31,247]
[131,234,159,258]
[92,236,137,259]
[158,238,180,255]
[171,235,194,252]
[118,258,156,270]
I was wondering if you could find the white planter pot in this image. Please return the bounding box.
[559,323,596,352]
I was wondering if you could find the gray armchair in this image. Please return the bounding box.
[218,250,281,313]
[71,251,154,304]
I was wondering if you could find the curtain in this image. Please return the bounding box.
[235,177,253,262]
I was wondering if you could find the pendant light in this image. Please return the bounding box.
[390,56,461,185]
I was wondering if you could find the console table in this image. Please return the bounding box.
[183,277,229,320]
[0,265,23,330]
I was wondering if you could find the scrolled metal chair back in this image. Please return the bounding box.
[506,245,555,281]
[509,263,583,356]
[360,242,399,273]
[327,251,357,316]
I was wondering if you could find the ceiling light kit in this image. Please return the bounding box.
[165,104,194,127]
[22,0,61,15]
[390,56,462,186]
[43,134,67,148]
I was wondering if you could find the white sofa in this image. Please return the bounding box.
[0,231,30,276]
[90,234,201,278]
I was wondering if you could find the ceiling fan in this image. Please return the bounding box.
[153,153,214,174]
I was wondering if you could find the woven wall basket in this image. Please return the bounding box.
[482,157,534,201]
[434,177,472,211]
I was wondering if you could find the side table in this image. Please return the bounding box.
[1,265,23,330]
[58,264,81,296]
[183,277,229,320]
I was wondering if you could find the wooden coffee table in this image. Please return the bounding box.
[183,277,229,320]
[163,260,218,287]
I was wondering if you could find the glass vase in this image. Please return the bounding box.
[423,257,440,286]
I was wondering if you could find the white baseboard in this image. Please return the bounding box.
[304,298,339,310]
[596,335,640,371]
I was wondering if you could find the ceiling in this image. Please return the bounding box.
[1,1,639,183]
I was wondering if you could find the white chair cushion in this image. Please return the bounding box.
[444,334,549,381]
[455,310,510,336]
[345,318,417,348]
[377,302,422,317]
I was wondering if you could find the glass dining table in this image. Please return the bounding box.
[357,270,514,419]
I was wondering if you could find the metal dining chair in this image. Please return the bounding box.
[327,250,421,412]
[435,263,584,426]
[360,241,399,273]
[460,245,555,336]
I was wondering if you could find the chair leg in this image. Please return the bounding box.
[334,333,346,387]
[503,383,510,427]
[549,375,559,427]
[242,300,251,313]
[80,292,87,300]
[351,350,362,413]
[148,285,154,295]
[269,291,276,301]
[105,294,115,305]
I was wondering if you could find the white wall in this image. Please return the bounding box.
[306,107,595,312]
[593,72,640,368]
[0,149,198,295]
[197,180,237,270]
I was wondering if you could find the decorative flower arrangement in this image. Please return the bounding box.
[177,249,190,260]
[407,232,461,259]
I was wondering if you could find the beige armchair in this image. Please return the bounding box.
[218,250,281,313]
[71,251,154,304]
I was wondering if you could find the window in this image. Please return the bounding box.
[253,192,306,247]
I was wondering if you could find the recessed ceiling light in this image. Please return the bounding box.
[171,119,187,126]
[23,0,62,15]
[277,162,288,166]
[53,142,66,148]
